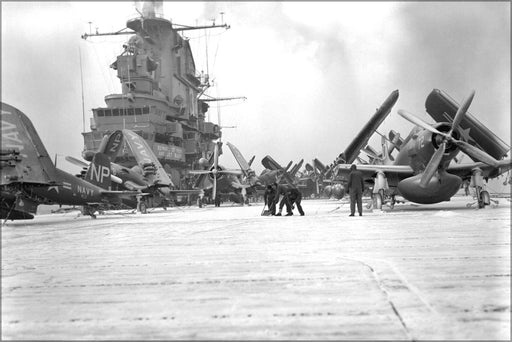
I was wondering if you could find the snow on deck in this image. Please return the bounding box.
[2,196,510,340]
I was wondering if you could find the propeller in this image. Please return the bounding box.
[212,142,220,200]
[397,90,499,187]
[420,142,446,187]
[398,109,499,168]
[449,90,475,137]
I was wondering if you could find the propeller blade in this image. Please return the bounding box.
[213,142,219,170]
[420,142,446,188]
[65,155,89,168]
[398,110,447,137]
[212,174,217,200]
[454,140,499,167]
[218,169,244,176]
[188,170,212,175]
[248,155,255,167]
[449,90,475,136]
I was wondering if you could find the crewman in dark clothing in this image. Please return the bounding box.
[348,164,365,216]
[286,187,305,216]
[263,184,277,215]
[274,184,305,216]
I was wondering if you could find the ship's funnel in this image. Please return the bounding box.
[136,0,164,18]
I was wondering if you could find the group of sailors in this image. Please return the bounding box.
[262,164,365,217]
[263,183,305,216]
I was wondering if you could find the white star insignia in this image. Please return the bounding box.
[47,185,59,193]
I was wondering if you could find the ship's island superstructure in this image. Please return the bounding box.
[81,2,228,188]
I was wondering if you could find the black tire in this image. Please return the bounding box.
[480,190,490,207]
[373,193,383,210]
[138,202,147,214]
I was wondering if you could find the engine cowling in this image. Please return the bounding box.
[331,184,345,199]
[397,171,461,204]
[323,185,332,198]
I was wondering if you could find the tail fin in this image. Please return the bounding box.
[99,130,123,160]
[85,153,112,190]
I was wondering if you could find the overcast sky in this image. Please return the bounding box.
[2,1,510,174]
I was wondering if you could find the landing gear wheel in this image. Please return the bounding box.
[138,202,147,214]
[373,193,383,210]
[478,190,490,208]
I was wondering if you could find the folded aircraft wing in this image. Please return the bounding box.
[425,89,509,160]
[261,155,283,171]
[446,159,512,180]
[122,129,173,187]
[1,102,59,185]
[226,142,251,175]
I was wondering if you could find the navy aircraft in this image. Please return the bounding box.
[333,90,511,209]
[1,103,140,220]
[189,141,246,206]
[227,142,303,189]
[68,129,203,212]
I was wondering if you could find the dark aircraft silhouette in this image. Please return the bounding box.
[333,90,511,209]
[1,103,140,220]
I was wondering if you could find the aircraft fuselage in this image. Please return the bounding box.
[31,168,106,205]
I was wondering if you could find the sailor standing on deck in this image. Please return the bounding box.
[348,164,364,216]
